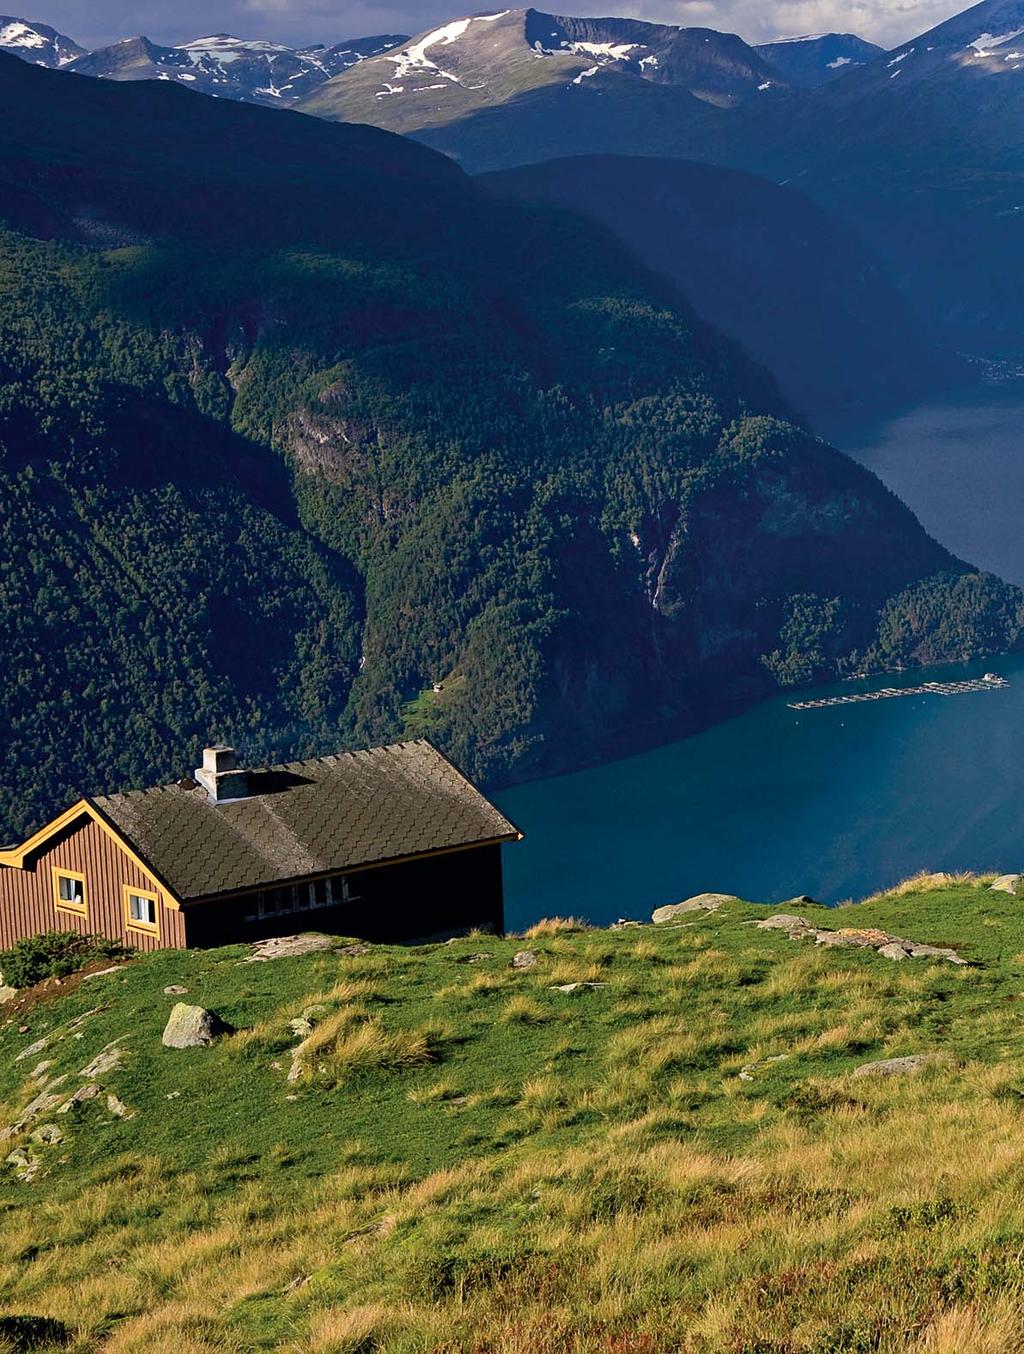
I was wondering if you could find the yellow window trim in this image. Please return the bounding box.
[0,798,181,911]
[53,867,87,918]
[123,884,160,937]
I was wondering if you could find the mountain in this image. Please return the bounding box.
[734,0,1024,349]
[845,0,1024,92]
[321,1,1024,351]
[0,15,83,66]
[2,49,1022,839]
[65,30,406,106]
[300,8,784,158]
[755,33,884,86]
[481,155,967,432]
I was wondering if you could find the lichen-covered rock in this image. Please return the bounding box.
[511,950,538,969]
[990,875,1022,895]
[245,934,336,963]
[29,1123,63,1146]
[161,1003,228,1049]
[755,914,813,934]
[106,1094,132,1119]
[78,1041,125,1079]
[57,1084,99,1114]
[14,1037,48,1064]
[852,1054,940,1078]
[877,943,910,961]
[652,894,739,923]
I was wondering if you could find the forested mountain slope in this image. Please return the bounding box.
[482,155,965,432]
[1,52,1021,840]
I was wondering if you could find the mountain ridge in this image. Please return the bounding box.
[299,7,788,135]
[0,15,407,105]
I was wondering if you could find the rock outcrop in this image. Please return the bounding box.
[852,1054,941,1078]
[652,894,740,923]
[754,915,968,964]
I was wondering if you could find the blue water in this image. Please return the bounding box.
[497,380,1024,930]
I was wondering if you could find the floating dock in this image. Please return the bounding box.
[788,674,1009,711]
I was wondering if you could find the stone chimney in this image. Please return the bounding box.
[195,746,250,802]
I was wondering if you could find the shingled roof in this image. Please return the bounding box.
[91,741,520,904]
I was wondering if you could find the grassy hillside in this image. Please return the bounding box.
[3,877,1024,1349]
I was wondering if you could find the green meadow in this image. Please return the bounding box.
[2,877,1024,1351]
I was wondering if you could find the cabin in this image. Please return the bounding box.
[0,741,522,952]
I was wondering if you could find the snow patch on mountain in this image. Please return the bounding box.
[388,12,509,86]
[969,28,1024,52]
[569,41,639,60]
[0,20,43,47]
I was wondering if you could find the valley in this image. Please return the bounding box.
[3,45,1017,847]
[502,375,1024,928]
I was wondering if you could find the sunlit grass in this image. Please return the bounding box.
[2,881,1024,1348]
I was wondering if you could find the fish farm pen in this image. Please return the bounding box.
[788,674,1009,712]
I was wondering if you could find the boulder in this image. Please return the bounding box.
[990,875,1022,895]
[106,1094,132,1119]
[161,1003,229,1049]
[0,987,16,1004]
[908,944,967,964]
[852,1054,940,1078]
[5,1146,36,1180]
[511,950,538,969]
[652,894,739,923]
[244,934,336,963]
[877,943,910,961]
[29,1123,63,1146]
[755,914,813,934]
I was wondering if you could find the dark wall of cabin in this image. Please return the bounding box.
[183,844,506,948]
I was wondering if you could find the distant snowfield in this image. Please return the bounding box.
[0,20,44,47]
[388,11,510,86]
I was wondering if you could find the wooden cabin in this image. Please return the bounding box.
[0,741,522,952]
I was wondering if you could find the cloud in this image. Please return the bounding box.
[33,0,969,53]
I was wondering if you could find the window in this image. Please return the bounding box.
[53,868,87,917]
[124,886,159,935]
[244,876,359,923]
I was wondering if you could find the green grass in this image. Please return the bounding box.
[4,878,1024,1349]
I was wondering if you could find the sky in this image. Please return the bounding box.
[29,0,973,53]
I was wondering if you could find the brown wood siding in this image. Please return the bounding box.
[0,815,184,953]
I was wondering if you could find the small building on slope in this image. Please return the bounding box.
[0,741,521,951]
